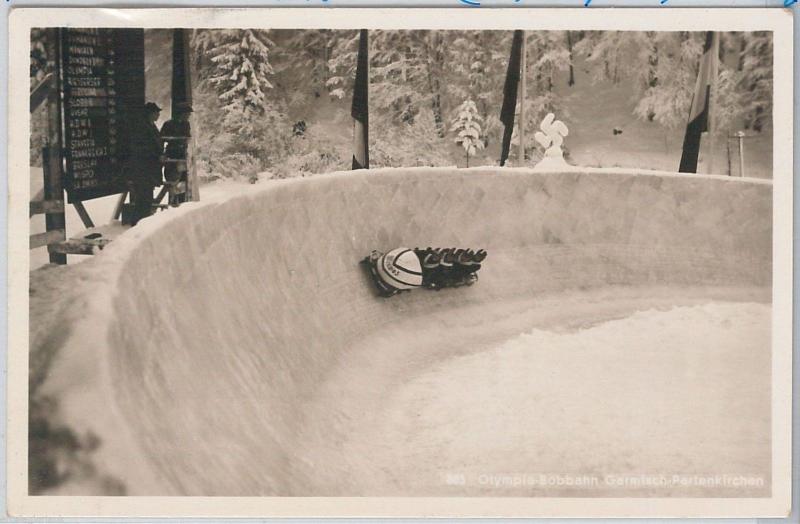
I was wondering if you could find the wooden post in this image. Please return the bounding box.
[737,131,746,178]
[726,135,732,176]
[188,119,199,202]
[707,132,715,175]
[172,29,199,201]
[44,29,67,265]
[518,31,527,165]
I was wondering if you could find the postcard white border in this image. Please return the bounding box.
[6,6,794,518]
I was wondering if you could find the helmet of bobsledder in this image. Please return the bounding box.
[376,248,423,290]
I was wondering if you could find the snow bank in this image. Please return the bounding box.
[34,167,772,495]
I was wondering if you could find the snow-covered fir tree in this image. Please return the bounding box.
[193,29,289,179]
[28,28,775,178]
[524,31,572,127]
[740,31,772,132]
[200,29,276,115]
[325,30,360,100]
[632,32,704,130]
[450,99,484,167]
[713,64,747,136]
[448,31,508,147]
[631,32,662,121]
[576,31,762,140]
[328,30,452,136]
[574,31,634,85]
[271,29,340,108]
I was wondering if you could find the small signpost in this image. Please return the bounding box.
[725,131,752,178]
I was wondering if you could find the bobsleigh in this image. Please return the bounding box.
[361,247,487,298]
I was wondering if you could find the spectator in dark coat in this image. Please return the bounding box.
[127,102,164,225]
[160,102,192,205]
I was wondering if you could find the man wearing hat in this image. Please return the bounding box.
[127,102,164,225]
[160,101,193,205]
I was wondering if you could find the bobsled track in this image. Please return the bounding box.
[37,167,773,497]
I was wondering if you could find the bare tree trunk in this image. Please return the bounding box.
[428,71,444,137]
[473,32,490,146]
[323,31,330,84]
[738,33,746,72]
[647,35,658,121]
[425,32,446,138]
[566,31,575,87]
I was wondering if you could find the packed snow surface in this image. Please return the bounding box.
[29,167,772,497]
[292,297,770,497]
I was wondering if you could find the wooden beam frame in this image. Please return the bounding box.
[154,185,169,205]
[29,199,64,217]
[30,229,66,250]
[112,191,128,221]
[72,201,95,229]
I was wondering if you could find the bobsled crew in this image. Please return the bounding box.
[362,247,487,298]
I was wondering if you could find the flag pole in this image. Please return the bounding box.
[499,30,523,167]
[518,31,527,165]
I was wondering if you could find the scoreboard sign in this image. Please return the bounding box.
[60,28,145,202]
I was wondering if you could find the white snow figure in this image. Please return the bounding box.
[533,112,570,171]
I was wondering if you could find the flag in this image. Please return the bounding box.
[352,29,369,170]
[679,31,719,173]
[499,30,524,167]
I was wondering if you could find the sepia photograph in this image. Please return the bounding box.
[7,6,793,518]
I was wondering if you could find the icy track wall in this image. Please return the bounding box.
[58,167,772,495]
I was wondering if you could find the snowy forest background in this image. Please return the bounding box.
[30,29,774,180]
